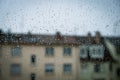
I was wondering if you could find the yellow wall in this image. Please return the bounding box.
[0,44,80,80]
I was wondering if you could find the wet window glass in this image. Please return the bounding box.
[0,0,120,80]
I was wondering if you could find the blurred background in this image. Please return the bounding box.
[0,0,120,36]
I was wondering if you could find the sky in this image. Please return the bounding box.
[0,0,120,36]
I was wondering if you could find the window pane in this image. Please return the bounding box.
[81,63,88,73]
[64,64,72,73]
[46,47,54,56]
[31,73,36,80]
[45,64,54,73]
[31,55,36,64]
[12,47,21,56]
[90,46,104,58]
[94,64,100,73]
[0,47,2,57]
[11,64,21,75]
[64,47,71,56]
[80,48,88,58]
[116,68,120,77]
[0,65,1,76]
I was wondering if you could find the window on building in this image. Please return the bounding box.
[31,73,36,80]
[109,62,112,72]
[116,68,120,77]
[63,64,72,73]
[89,47,96,58]
[45,47,54,56]
[45,64,54,73]
[63,47,71,56]
[80,48,88,58]
[29,37,37,43]
[0,47,2,57]
[90,45,104,58]
[0,65,1,77]
[97,45,104,58]
[11,46,21,56]
[94,64,100,73]
[31,55,36,64]
[81,63,88,73]
[11,64,21,75]
[116,45,120,55]
[93,48,96,54]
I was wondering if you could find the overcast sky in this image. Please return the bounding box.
[0,0,120,36]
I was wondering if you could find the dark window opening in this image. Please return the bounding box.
[116,68,120,77]
[31,73,35,80]
[116,45,120,55]
[0,65,1,76]
[31,55,36,64]
[94,64,100,73]
[109,62,112,71]
[0,47,2,56]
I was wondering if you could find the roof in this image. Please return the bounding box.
[0,32,120,46]
[0,31,119,62]
[0,32,81,45]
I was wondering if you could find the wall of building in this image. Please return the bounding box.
[0,44,80,80]
[79,62,111,80]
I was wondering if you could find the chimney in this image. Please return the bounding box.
[95,31,101,44]
[55,32,63,40]
[0,29,4,42]
[87,32,92,44]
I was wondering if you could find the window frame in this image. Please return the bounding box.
[80,46,88,58]
[31,73,36,80]
[31,55,36,64]
[63,47,72,56]
[10,64,21,76]
[0,64,1,77]
[45,47,54,56]
[116,67,120,77]
[63,64,72,74]
[0,47,2,57]
[94,63,101,73]
[89,45,104,58]
[11,45,22,57]
[81,63,88,73]
[45,64,54,74]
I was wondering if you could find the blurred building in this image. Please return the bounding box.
[105,37,120,80]
[79,32,114,80]
[0,29,120,80]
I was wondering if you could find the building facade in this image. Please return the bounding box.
[105,37,120,80]
[0,30,119,80]
[79,32,114,80]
